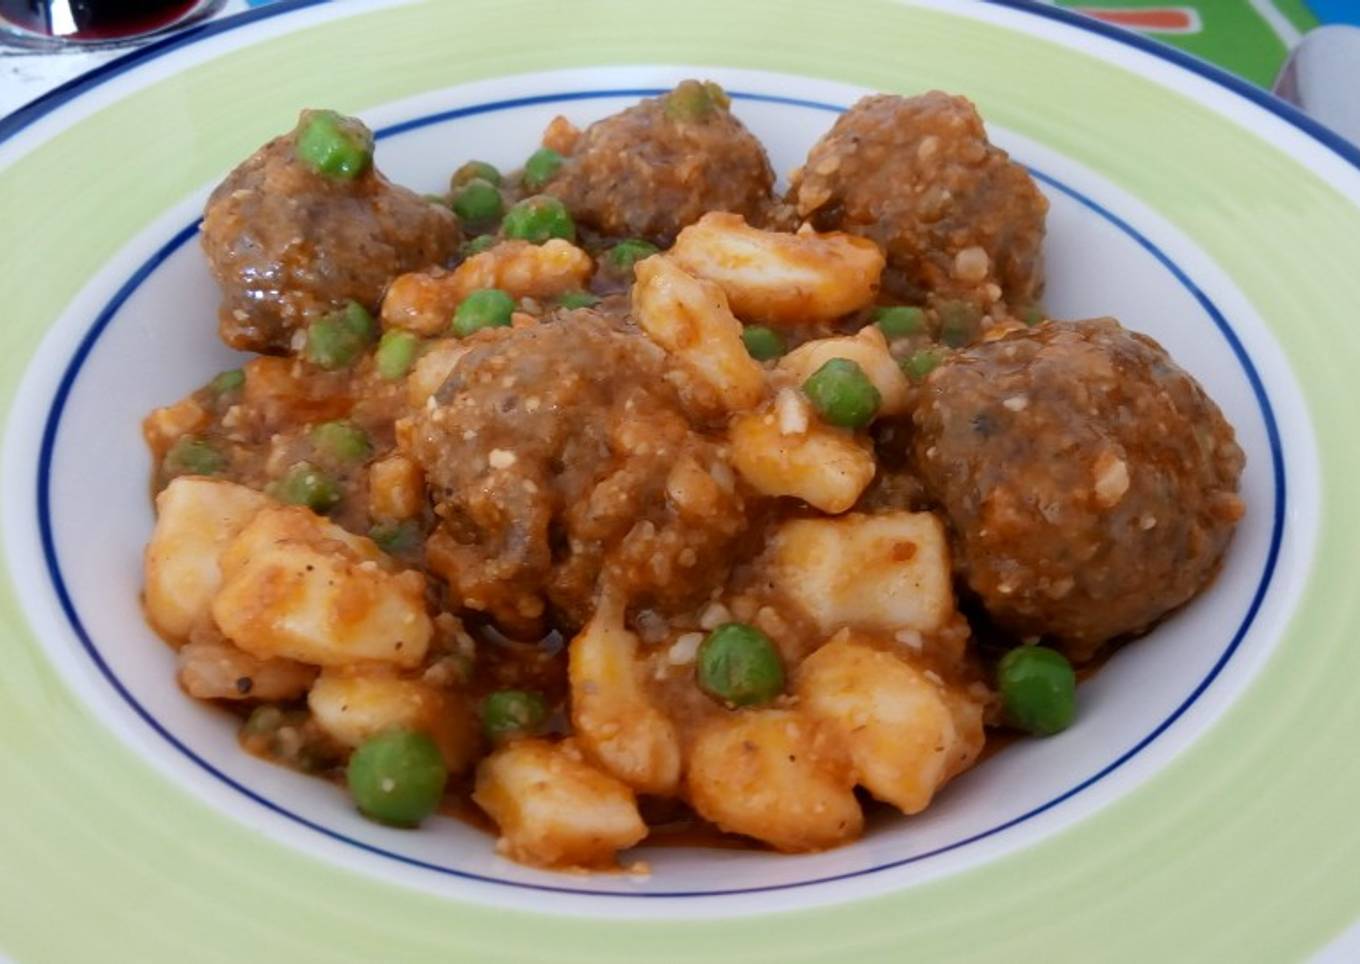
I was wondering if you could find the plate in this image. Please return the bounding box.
[2,0,1358,959]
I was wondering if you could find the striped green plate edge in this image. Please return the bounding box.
[2,1,1358,960]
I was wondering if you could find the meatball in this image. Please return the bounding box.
[543,81,775,244]
[912,319,1245,660]
[202,114,460,353]
[411,313,747,636]
[790,92,1047,309]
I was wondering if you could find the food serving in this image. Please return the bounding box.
[139,82,1245,870]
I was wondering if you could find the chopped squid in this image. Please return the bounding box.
[669,212,884,326]
[381,239,593,336]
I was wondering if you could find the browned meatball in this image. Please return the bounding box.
[912,319,1245,660]
[411,313,747,636]
[790,92,1047,309]
[543,81,775,244]
[202,116,459,353]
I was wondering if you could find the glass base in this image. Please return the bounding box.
[0,0,223,52]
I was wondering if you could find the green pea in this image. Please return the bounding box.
[461,234,497,258]
[209,368,245,395]
[451,178,504,224]
[453,288,515,337]
[242,705,284,737]
[370,519,423,555]
[295,109,373,180]
[451,159,502,189]
[606,238,659,273]
[376,329,420,380]
[164,437,227,476]
[556,290,600,309]
[873,305,926,338]
[802,357,881,429]
[1020,305,1046,327]
[482,690,548,741]
[741,325,786,361]
[696,623,785,707]
[310,420,371,463]
[522,147,564,191]
[269,461,341,512]
[664,79,730,122]
[902,346,946,383]
[501,195,575,243]
[938,300,981,348]
[346,729,448,827]
[306,301,375,370]
[998,645,1077,736]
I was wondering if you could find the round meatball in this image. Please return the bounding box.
[790,92,1047,309]
[912,319,1245,660]
[202,121,460,353]
[543,81,775,244]
[411,313,747,636]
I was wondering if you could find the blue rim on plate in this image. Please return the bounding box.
[32,89,1287,898]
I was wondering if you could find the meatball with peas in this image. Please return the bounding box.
[912,318,1245,661]
[542,80,776,244]
[202,109,460,353]
[789,92,1047,310]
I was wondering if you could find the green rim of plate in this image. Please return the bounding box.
[3,1,1360,960]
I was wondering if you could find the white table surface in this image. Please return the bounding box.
[0,0,264,118]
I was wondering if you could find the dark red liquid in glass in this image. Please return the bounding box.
[0,0,196,40]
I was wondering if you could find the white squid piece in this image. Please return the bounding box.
[381,239,593,336]
[307,670,478,773]
[473,739,647,868]
[143,477,271,642]
[686,708,862,852]
[368,454,424,521]
[568,592,682,796]
[142,396,209,452]
[669,212,884,326]
[405,338,472,407]
[176,640,316,701]
[728,403,876,513]
[771,511,954,635]
[795,630,985,814]
[631,255,766,412]
[211,506,432,668]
